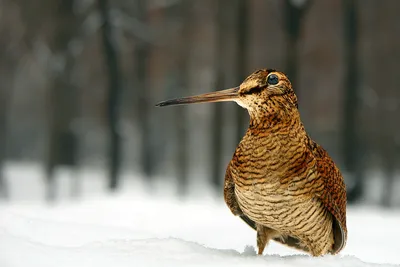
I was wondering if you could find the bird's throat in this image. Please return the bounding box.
[248,107,300,132]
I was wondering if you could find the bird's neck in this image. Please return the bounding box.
[234,106,309,181]
[247,102,301,133]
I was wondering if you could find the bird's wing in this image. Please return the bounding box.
[308,138,347,253]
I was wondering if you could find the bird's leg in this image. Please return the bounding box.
[256,224,279,255]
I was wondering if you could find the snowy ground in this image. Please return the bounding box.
[0,163,400,267]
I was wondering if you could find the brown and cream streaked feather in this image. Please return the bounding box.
[157,68,347,256]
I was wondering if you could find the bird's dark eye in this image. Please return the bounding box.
[267,74,279,85]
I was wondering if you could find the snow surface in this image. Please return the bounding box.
[0,163,400,267]
[1,193,400,267]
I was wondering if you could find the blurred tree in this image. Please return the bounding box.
[211,0,229,191]
[174,0,192,194]
[381,141,395,207]
[234,0,249,144]
[0,1,16,199]
[0,75,9,199]
[366,1,400,207]
[45,0,81,201]
[284,0,312,91]
[98,0,123,190]
[342,0,363,202]
[133,0,153,179]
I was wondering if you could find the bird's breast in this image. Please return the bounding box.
[229,132,334,255]
[229,133,311,223]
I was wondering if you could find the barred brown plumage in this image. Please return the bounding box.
[156,69,347,257]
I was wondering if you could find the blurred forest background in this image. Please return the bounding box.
[0,0,399,206]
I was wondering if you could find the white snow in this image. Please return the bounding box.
[0,163,400,267]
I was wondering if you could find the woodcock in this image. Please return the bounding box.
[156,69,347,256]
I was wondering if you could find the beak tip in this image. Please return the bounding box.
[155,100,180,107]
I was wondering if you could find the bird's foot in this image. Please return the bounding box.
[256,224,280,256]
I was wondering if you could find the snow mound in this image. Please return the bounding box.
[1,193,400,267]
[0,234,393,267]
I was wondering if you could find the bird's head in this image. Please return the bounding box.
[156,69,298,125]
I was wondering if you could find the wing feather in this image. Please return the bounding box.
[308,138,347,253]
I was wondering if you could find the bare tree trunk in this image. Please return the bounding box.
[46,0,80,201]
[133,0,153,180]
[211,0,229,191]
[211,0,249,191]
[284,0,312,91]
[0,81,9,199]
[342,0,363,202]
[0,0,23,200]
[175,107,189,195]
[98,0,123,190]
[381,145,395,207]
[174,0,192,195]
[234,0,249,144]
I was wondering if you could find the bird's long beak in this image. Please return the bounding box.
[156,87,240,107]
